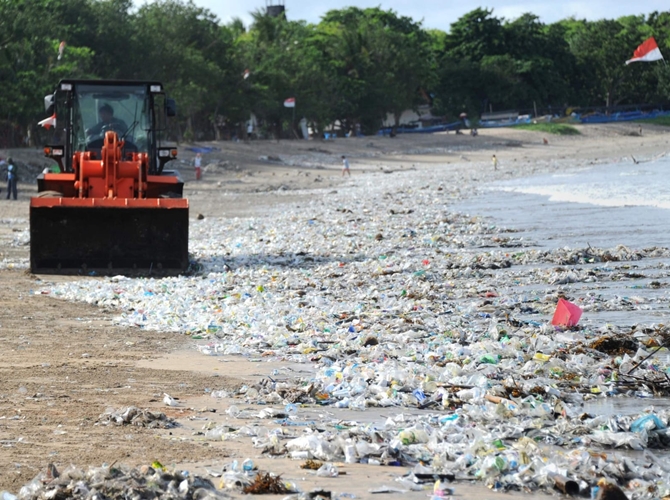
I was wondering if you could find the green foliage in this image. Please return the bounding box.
[308,7,434,133]
[0,1,670,144]
[515,123,581,135]
[637,115,670,126]
[445,8,505,61]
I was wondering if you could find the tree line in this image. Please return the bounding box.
[1,0,670,145]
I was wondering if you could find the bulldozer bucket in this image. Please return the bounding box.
[30,198,189,275]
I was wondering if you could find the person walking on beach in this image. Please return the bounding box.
[341,155,351,177]
[492,154,498,171]
[5,158,18,200]
[194,153,202,181]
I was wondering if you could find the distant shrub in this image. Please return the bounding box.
[638,116,670,127]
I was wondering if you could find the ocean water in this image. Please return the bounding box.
[494,156,670,210]
[455,158,670,446]
[456,156,670,249]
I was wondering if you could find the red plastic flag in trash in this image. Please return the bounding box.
[58,41,66,60]
[38,113,57,130]
[625,37,664,65]
[551,298,582,327]
[283,97,296,108]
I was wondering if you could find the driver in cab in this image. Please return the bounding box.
[86,103,128,138]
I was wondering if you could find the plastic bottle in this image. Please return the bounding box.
[332,388,351,398]
[422,379,438,393]
[350,376,367,395]
[316,463,339,477]
[398,428,429,445]
[285,403,298,415]
[227,405,240,417]
[242,459,254,472]
[344,444,357,463]
[413,389,427,402]
[349,395,366,410]
[456,387,482,401]
[439,414,458,425]
[205,427,226,440]
[480,354,498,364]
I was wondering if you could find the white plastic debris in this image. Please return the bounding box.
[38,166,670,498]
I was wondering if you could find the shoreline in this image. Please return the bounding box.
[1,123,670,499]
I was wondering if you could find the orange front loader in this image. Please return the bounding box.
[31,80,189,274]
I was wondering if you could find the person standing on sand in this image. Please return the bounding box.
[5,157,18,200]
[492,154,498,171]
[341,155,351,177]
[194,153,202,181]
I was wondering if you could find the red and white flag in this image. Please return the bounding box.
[283,97,295,108]
[38,113,57,129]
[243,69,250,79]
[625,37,664,65]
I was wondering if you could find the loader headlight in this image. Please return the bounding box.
[159,150,170,158]
[60,83,72,91]
[44,146,64,157]
[150,84,162,93]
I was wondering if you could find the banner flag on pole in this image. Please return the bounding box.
[625,37,664,65]
[38,113,57,129]
[283,97,296,108]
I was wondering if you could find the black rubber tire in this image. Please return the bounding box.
[36,190,64,198]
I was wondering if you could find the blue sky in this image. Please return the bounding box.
[186,1,668,30]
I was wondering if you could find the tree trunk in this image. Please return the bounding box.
[175,121,183,144]
[213,106,221,141]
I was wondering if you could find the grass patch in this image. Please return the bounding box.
[637,115,670,127]
[515,123,581,135]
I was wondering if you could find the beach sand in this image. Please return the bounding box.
[0,122,669,498]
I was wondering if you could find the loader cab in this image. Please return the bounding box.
[46,80,175,174]
[32,79,188,275]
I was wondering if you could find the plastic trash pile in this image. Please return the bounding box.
[197,398,670,496]
[39,167,670,497]
[0,218,29,270]
[97,406,178,428]
[13,463,229,500]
